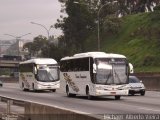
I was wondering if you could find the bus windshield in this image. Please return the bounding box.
[37,65,59,82]
[95,58,128,85]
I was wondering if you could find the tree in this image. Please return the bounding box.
[23,42,34,57]
[23,35,48,58]
[56,0,96,55]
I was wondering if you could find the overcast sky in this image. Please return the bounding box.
[0,0,62,41]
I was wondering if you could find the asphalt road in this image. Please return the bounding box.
[0,83,160,116]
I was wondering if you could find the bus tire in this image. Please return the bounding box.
[52,89,56,92]
[86,86,93,100]
[66,85,70,97]
[22,83,27,91]
[32,83,35,91]
[66,85,76,97]
[115,95,121,100]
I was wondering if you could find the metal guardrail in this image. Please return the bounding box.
[0,96,24,107]
[0,60,20,63]
[0,95,100,120]
[0,60,19,68]
[0,96,24,120]
[0,96,24,108]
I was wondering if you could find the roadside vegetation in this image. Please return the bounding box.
[100,10,160,72]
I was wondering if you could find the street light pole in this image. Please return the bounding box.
[4,33,31,56]
[30,22,54,39]
[0,39,1,58]
[74,1,117,51]
[97,1,117,51]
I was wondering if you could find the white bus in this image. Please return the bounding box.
[60,52,129,100]
[19,58,60,92]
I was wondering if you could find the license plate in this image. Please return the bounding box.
[134,89,140,92]
[111,92,116,95]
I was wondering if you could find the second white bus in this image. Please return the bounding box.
[19,58,60,92]
[60,52,129,100]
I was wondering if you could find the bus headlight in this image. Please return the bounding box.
[96,86,104,90]
[118,85,129,90]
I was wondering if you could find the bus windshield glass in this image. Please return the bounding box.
[36,65,59,82]
[95,58,128,85]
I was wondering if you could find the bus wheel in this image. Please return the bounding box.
[115,95,121,100]
[52,89,56,92]
[86,87,93,100]
[66,85,70,97]
[22,83,26,91]
[66,85,76,97]
[32,83,35,91]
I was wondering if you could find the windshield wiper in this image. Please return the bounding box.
[48,72,55,80]
[113,68,122,84]
[105,70,112,85]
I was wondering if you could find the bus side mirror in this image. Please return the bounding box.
[129,63,134,73]
[93,63,96,73]
[34,67,37,75]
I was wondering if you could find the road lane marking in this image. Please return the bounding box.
[104,101,160,113]
[138,107,160,112]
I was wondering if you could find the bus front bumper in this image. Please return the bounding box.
[36,82,60,90]
[94,89,129,96]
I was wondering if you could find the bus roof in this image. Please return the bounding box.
[61,52,126,60]
[20,58,57,65]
